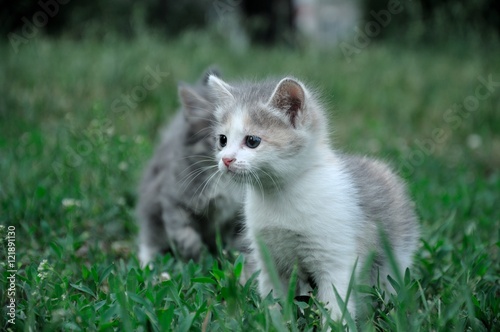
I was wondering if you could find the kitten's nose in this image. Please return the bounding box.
[222,157,235,168]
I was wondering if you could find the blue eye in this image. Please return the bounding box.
[245,135,261,148]
[219,135,227,147]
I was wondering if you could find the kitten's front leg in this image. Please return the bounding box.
[255,254,291,302]
[257,261,275,298]
[174,226,203,260]
[315,271,356,324]
[163,206,202,260]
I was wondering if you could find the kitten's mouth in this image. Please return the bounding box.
[225,168,277,188]
[223,168,250,183]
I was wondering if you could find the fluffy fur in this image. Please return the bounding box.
[208,75,420,321]
[136,69,243,266]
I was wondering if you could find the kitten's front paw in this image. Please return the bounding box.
[175,227,203,260]
[138,245,154,267]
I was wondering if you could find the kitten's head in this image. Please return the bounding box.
[178,67,221,148]
[208,75,328,188]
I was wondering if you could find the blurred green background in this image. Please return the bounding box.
[1,0,499,330]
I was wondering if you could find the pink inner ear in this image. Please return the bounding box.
[284,81,304,103]
[272,79,305,128]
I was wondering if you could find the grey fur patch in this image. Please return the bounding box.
[342,154,420,283]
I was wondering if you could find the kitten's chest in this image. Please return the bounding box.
[244,172,361,273]
[245,184,332,234]
[244,167,360,234]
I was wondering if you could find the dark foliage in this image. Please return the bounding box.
[1,0,498,43]
[362,0,500,39]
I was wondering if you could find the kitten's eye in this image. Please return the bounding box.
[245,135,261,149]
[219,135,227,148]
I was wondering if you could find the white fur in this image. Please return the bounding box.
[247,152,364,319]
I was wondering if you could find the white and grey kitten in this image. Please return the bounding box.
[136,69,243,266]
[207,75,420,321]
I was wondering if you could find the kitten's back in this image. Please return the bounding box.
[341,155,419,275]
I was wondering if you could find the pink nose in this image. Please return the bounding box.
[222,157,235,168]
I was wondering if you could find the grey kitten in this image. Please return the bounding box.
[208,75,420,321]
[136,69,243,265]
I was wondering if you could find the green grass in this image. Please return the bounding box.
[1,31,499,331]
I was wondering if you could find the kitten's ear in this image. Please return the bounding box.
[268,78,305,128]
[178,84,210,120]
[201,66,222,85]
[207,75,234,104]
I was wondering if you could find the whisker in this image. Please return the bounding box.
[177,169,209,194]
[250,168,265,201]
[210,170,226,203]
[178,165,218,193]
[190,168,220,207]
[258,167,282,193]
[178,158,216,175]
[192,126,215,139]
[199,171,224,219]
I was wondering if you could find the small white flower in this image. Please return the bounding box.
[37,259,52,281]
[62,198,81,208]
[151,271,171,285]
